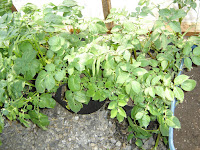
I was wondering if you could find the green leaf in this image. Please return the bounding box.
[183,43,191,55]
[62,0,77,7]
[68,74,81,91]
[55,70,65,81]
[35,70,47,93]
[118,100,127,107]
[125,83,131,94]
[135,139,143,147]
[184,57,192,70]
[135,111,145,120]
[110,109,117,118]
[181,79,196,91]
[108,101,117,109]
[169,21,181,33]
[127,133,134,141]
[117,113,124,122]
[155,86,165,99]
[192,56,200,65]
[161,60,168,70]
[116,72,130,84]
[45,74,56,91]
[118,107,127,118]
[141,114,150,128]
[123,50,131,62]
[173,86,184,102]
[151,75,161,86]
[45,63,55,72]
[148,105,159,116]
[159,8,171,17]
[74,91,88,103]
[65,91,82,113]
[48,36,60,46]
[165,88,174,101]
[28,110,49,130]
[166,116,181,128]
[160,123,169,136]
[193,47,200,56]
[174,75,189,85]
[131,81,141,94]
[163,74,171,86]
[39,93,56,108]
[133,68,148,76]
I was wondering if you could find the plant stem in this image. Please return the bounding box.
[133,49,137,59]
[154,133,161,150]
[148,51,155,59]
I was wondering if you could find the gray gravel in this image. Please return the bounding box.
[0,102,167,150]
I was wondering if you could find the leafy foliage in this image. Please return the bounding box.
[0,0,199,148]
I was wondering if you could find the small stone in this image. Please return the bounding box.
[74,116,79,120]
[90,143,96,147]
[110,138,116,143]
[93,146,98,150]
[116,141,122,147]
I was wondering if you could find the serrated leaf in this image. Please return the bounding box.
[131,81,141,94]
[173,86,184,102]
[181,79,196,91]
[174,75,189,85]
[165,88,174,101]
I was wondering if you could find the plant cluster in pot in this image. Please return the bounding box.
[0,0,200,148]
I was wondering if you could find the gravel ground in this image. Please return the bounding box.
[0,102,167,150]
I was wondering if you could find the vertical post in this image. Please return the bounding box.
[101,0,113,31]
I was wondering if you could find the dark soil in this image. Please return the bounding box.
[174,66,200,150]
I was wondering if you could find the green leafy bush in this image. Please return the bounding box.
[0,0,199,148]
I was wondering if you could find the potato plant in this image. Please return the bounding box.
[0,0,199,148]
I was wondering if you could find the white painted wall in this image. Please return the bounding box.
[12,0,104,19]
[12,0,200,23]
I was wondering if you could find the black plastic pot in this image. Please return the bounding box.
[54,84,106,114]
